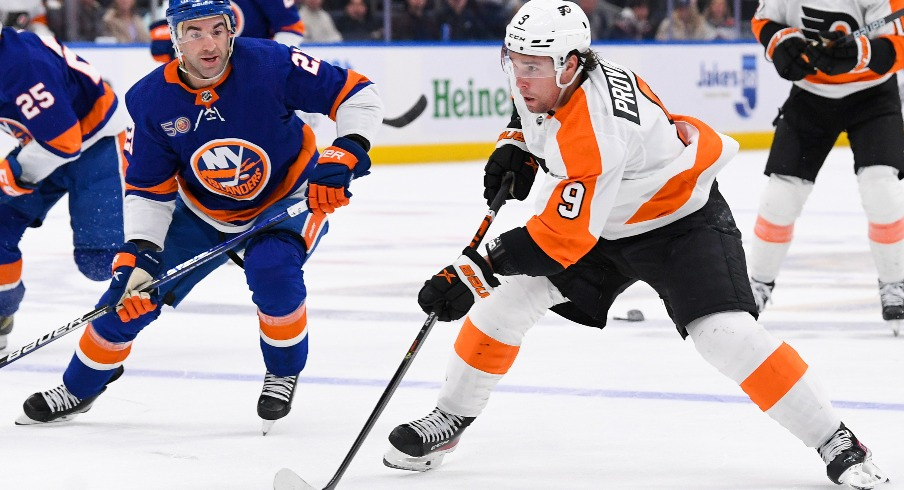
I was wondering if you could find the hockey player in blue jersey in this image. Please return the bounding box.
[0,27,129,351]
[17,0,383,433]
[151,0,306,63]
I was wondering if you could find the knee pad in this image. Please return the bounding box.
[468,275,561,345]
[857,165,904,224]
[74,248,117,281]
[245,232,307,316]
[90,303,162,344]
[687,311,781,383]
[757,174,813,226]
[0,282,25,317]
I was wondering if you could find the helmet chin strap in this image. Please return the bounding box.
[551,66,582,111]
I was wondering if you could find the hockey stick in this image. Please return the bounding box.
[0,201,309,369]
[382,95,428,128]
[822,9,904,46]
[274,174,514,490]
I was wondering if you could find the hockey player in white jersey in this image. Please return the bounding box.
[382,1,889,488]
[748,0,904,333]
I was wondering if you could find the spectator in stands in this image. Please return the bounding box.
[434,0,492,40]
[577,0,610,39]
[334,0,383,40]
[76,0,105,41]
[703,0,737,40]
[299,0,343,42]
[655,0,714,40]
[609,0,656,40]
[103,0,151,43]
[391,0,440,40]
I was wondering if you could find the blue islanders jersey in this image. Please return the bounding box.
[124,38,373,234]
[0,27,127,182]
[233,0,306,40]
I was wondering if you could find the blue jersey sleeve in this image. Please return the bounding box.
[284,47,373,120]
[255,0,305,34]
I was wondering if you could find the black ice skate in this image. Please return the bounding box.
[0,315,12,350]
[878,279,904,336]
[818,423,888,490]
[750,278,775,314]
[16,365,125,425]
[258,371,298,435]
[383,407,475,472]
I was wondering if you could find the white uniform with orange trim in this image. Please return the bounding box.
[513,58,738,270]
[753,0,904,98]
[436,57,845,454]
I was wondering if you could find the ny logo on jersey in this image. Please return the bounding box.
[190,138,271,201]
[194,107,225,131]
[0,119,34,146]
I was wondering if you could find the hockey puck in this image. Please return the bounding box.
[614,309,645,322]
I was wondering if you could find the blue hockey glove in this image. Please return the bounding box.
[417,248,500,322]
[97,242,163,322]
[307,136,371,214]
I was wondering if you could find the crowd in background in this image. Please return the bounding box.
[3,0,758,44]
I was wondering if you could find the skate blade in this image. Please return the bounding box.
[382,446,448,472]
[14,413,79,425]
[273,468,317,490]
[837,461,890,490]
[262,419,276,436]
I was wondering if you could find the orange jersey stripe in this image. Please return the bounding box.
[754,216,795,243]
[79,82,117,138]
[525,88,601,269]
[739,342,808,412]
[78,324,133,365]
[454,318,520,375]
[0,259,23,286]
[125,175,179,196]
[751,17,769,42]
[259,304,307,341]
[45,123,82,156]
[636,75,688,145]
[869,218,904,244]
[328,70,371,121]
[281,20,306,36]
[626,115,722,224]
[179,124,317,223]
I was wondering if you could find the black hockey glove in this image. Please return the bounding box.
[483,128,539,206]
[765,27,816,81]
[418,248,500,322]
[806,30,896,76]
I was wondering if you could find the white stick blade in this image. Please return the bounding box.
[273,468,317,490]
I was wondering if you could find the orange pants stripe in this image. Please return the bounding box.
[740,342,808,411]
[0,259,23,286]
[454,318,520,375]
[259,304,307,342]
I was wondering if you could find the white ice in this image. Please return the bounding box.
[0,148,902,490]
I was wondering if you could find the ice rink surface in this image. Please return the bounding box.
[0,148,902,490]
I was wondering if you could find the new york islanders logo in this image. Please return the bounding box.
[0,119,34,146]
[190,139,271,200]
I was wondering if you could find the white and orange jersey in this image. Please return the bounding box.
[510,57,739,272]
[753,0,904,98]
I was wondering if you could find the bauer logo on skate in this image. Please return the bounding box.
[0,119,34,146]
[190,139,271,201]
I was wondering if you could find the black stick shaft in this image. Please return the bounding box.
[321,173,513,490]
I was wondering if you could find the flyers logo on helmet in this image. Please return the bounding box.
[0,119,34,146]
[190,138,271,200]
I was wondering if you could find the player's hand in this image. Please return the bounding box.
[418,248,500,322]
[0,155,37,201]
[307,136,372,214]
[484,128,539,205]
[766,27,816,81]
[98,242,163,322]
[806,30,871,76]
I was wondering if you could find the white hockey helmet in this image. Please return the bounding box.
[504,0,591,71]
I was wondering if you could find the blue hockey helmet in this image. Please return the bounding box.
[166,0,237,40]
